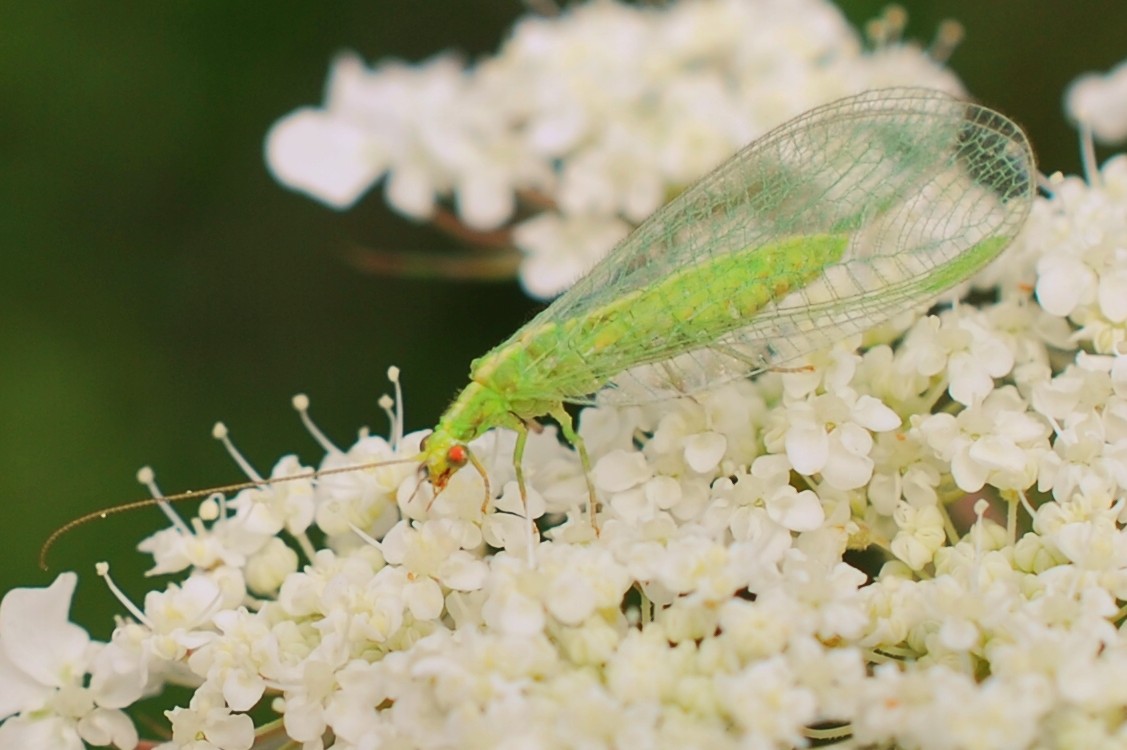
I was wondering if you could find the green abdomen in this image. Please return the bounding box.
[473,233,848,401]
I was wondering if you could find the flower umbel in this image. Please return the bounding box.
[16,3,1127,750]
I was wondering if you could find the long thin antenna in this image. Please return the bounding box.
[39,455,420,570]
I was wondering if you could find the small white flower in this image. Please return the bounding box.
[243,537,299,596]
[556,124,666,222]
[768,368,900,491]
[137,574,228,662]
[897,309,1017,406]
[777,553,869,641]
[186,608,274,712]
[380,519,488,620]
[135,466,275,577]
[230,455,315,537]
[313,432,409,542]
[159,693,254,750]
[891,502,947,570]
[915,385,1050,493]
[868,427,946,517]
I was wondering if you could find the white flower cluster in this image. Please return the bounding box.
[8,152,1127,748]
[9,4,1127,749]
[266,0,960,298]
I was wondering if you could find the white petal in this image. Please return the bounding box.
[644,476,683,509]
[404,578,444,621]
[917,412,958,453]
[265,109,381,209]
[381,521,414,563]
[486,591,544,637]
[836,422,874,456]
[88,640,146,709]
[456,168,514,230]
[937,618,978,652]
[0,646,50,717]
[76,707,138,750]
[968,435,1026,473]
[384,164,437,219]
[948,354,994,406]
[1112,355,1127,392]
[851,395,901,431]
[519,249,587,299]
[978,338,1015,379]
[0,714,83,750]
[0,573,89,689]
[995,410,1049,444]
[528,107,586,155]
[766,487,825,532]
[867,473,899,516]
[222,668,266,712]
[201,711,255,750]
[1098,268,1127,323]
[786,424,828,475]
[684,431,727,473]
[950,448,988,492]
[593,450,652,492]
[821,449,873,491]
[1035,257,1090,317]
[494,483,545,521]
[437,555,488,591]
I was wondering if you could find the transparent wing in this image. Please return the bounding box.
[483,88,1035,405]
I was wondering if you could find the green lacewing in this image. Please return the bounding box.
[41,88,1034,564]
[420,87,1034,524]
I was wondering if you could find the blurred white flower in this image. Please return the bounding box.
[266,0,960,298]
[1066,58,1127,143]
[512,211,631,298]
[0,574,138,750]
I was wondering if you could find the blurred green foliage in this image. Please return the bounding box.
[2,0,1126,637]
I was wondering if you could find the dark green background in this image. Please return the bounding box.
[3,1,1125,635]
